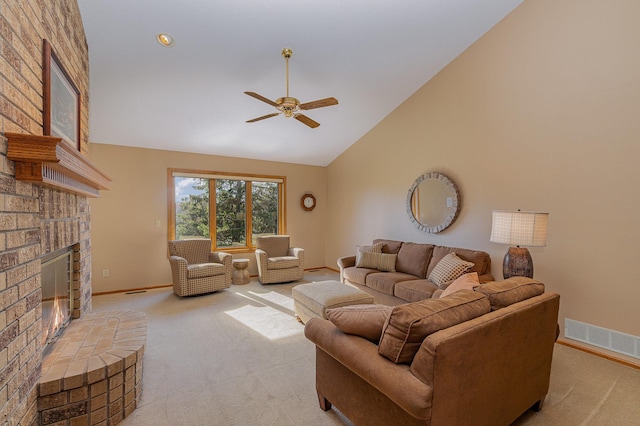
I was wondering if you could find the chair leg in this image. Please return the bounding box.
[317,391,332,411]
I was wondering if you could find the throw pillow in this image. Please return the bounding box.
[378,290,490,364]
[395,243,433,278]
[357,251,397,272]
[428,252,474,287]
[376,252,398,272]
[355,242,384,267]
[326,304,394,343]
[439,272,480,298]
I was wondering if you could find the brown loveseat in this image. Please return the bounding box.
[304,277,560,426]
[337,239,494,305]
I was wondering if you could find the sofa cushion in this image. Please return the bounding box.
[394,280,438,302]
[439,272,480,298]
[355,242,384,266]
[378,290,490,364]
[395,243,433,278]
[343,267,376,285]
[373,239,403,254]
[427,246,490,278]
[365,272,417,295]
[428,252,474,287]
[325,304,394,343]
[356,251,397,272]
[475,277,545,310]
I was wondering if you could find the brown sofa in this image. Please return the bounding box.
[304,277,560,426]
[337,239,494,305]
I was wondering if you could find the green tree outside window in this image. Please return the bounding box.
[172,173,283,250]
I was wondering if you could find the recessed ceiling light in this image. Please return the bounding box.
[156,33,175,47]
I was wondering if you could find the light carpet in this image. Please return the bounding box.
[91,270,640,426]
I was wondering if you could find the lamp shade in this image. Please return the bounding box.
[490,210,548,247]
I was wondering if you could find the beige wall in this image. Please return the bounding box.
[326,0,640,360]
[88,0,639,363]
[88,144,327,293]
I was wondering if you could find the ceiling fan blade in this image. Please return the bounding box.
[246,112,280,123]
[244,92,278,107]
[299,97,339,110]
[294,114,320,128]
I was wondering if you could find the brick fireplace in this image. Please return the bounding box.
[0,134,149,426]
[0,143,95,423]
[1,2,106,423]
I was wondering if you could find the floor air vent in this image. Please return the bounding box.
[565,318,640,360]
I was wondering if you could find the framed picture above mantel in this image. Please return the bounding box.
[43,39,81,151]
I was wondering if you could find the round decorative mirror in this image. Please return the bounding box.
[406,172,461,233]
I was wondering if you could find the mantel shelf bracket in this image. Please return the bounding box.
[5,132,111,197]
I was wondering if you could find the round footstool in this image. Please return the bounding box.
[232,259,250,285]
[292,280,374,324]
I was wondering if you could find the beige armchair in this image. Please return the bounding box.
[168,239,232,296]
[255,235,304,284]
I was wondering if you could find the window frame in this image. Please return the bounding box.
[168,168,286,252]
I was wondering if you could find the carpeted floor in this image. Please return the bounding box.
[91,270,640,426]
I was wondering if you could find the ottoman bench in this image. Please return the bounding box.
[292,280,374,324]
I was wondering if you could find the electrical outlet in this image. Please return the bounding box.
[102,269,110,278]
[155,219,161,228]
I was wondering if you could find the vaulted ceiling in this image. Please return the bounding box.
[78,0,523,166]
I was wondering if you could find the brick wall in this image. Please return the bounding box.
[0,1,91,425]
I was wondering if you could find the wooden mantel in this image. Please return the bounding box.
[5,132,111,197]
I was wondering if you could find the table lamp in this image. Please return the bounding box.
[490,210,549,279]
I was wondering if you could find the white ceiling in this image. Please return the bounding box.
[77,0,523,166]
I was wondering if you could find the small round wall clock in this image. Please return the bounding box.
[301,193,316,211]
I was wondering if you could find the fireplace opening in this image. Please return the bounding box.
[41,246,74,355]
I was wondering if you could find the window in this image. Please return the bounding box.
[169,169,286,251]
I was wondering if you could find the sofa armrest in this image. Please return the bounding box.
[337,255,356,282]
[337,255,356,269]
[304,317,432,419]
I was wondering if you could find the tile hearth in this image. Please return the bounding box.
[38,311,147,425]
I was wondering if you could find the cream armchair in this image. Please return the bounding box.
[168,239,232,296]
[255,235,304,284]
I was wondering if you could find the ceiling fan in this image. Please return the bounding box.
[245,48,338,128]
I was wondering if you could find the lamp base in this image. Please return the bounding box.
[503,247,534,279]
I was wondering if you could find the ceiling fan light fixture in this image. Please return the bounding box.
[156,33,175,47]
[244,48,338,128]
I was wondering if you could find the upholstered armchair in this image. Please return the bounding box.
[255,235,304,284]
[168,239,232,296]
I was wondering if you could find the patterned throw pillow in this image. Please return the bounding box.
[355,242,383,267]
[428,252,474,287]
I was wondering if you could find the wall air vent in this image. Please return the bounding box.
[565,318,639,360]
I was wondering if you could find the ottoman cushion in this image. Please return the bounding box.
[292,280,375,324]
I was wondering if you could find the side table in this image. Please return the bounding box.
[232,258,250,285]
